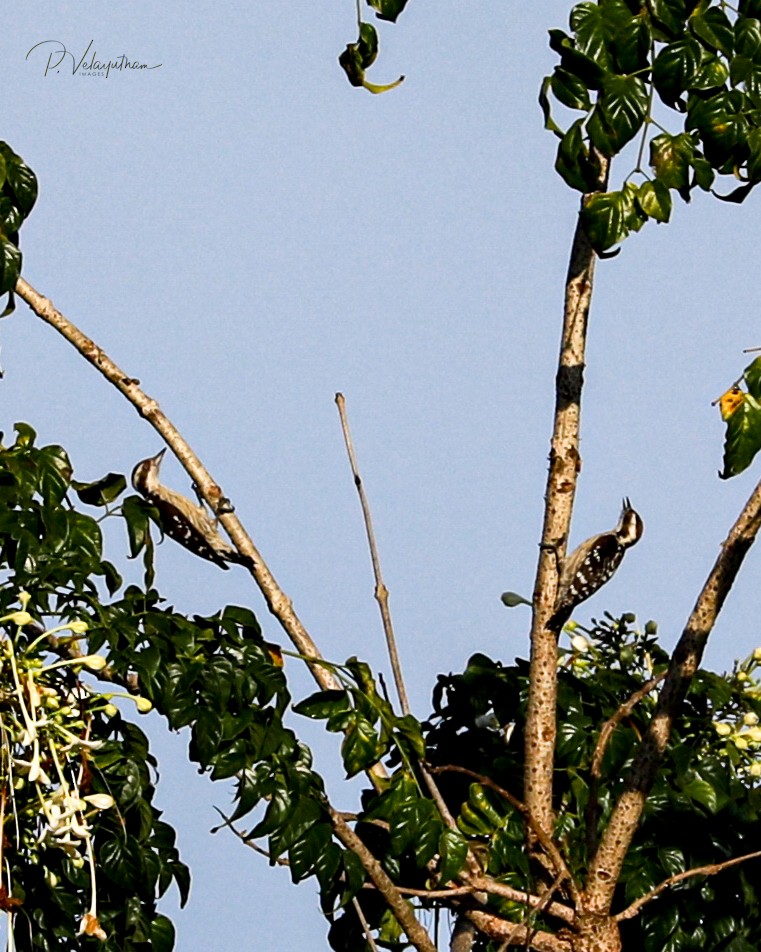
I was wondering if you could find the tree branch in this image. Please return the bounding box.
[586,474,761,912]
[329,807,438,952]
[465,909,570,951]
[615,849,761,922]
[524,162,609,840]
[15,276,388,788]
[335,392,410,714]
[353,897,382,952]
[429,763,579,909]
[584,671,666,857]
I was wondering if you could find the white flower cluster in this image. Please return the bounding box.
[0,592,150,944]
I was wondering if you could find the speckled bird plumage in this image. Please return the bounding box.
[131,449,251,570]
[549,498,643,630]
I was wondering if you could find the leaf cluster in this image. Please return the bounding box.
[543,0,761,252]
[0,142,36,315]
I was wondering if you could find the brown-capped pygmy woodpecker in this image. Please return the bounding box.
[131,449,253,570]
[549,498,643,630]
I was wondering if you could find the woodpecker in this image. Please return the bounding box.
[549,498,643,630]
[131,449,253,570]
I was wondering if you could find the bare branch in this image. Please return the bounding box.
[615,849,761,922]
[429,764,579,908]
[335,392,409,714]
[212,809,291,866]
[371,884,477,899]
[470,877,574,925]
[329,807,438,952]
[525,161,609,840]
[353,897,381,952]
[15,276,388,789]
[586,474,761,913]
[465,909,570,951]
[495,872,566,950]
[585,671,667,856]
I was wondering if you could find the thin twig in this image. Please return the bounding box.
[212,809,291,866]
[470,878,574,925]
[428,764,579,909]
[584,671,666,857]
[333,393,470,876]
[16,276,388,791]
[496,871,566,951]
[353,897,381,952]
[368,884,476,899]
[615,849,761,922]
[586,473,761,914]
[335,392,409,714]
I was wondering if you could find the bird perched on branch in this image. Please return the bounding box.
[549,498,643,630]
[131,449,253,570]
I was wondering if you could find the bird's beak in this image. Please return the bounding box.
[153,448,167,464]
[622,496,631,510]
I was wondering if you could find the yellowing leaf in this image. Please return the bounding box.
[719,386,744,421]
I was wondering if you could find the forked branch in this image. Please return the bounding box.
[615,849,761,922]
[586,473,761,913]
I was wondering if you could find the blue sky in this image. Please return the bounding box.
[2,2,761,948]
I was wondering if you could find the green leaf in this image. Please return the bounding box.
[555,119,600,192]
[288,820,332,883]
[653,36,703,104]
[587,74,648,155]
[150,915,176,952]
[747,128,761,181]
[392,713,426,759]
[365,0,409,22]
[501,591,532,608]
[548,29,606,89]
[249,787,293,839]
[691,53,729,91]
[550,67,592,110]
[539,75,564,136]
[570,0,650,73]
[744,355,761,399]
[37,445,73,504]
[293,689,351,721]
[581,188,635,252]
[687,89,749,165]
[438,829,468,883]
[735,16,761,63]
[720,392,761,478]
[680,777,719,812]
[338,22,404,94]
[341,711,383,777]
[690,7,734,55]
[570,2,613,70]
[121,494,154,557]
[636,179,672,222]
[390,799,441,864]
[0,238,21,295]
[269,797,323,859]
[648,0,689,39]
[73,472,126,506]
[0,143,38,217]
